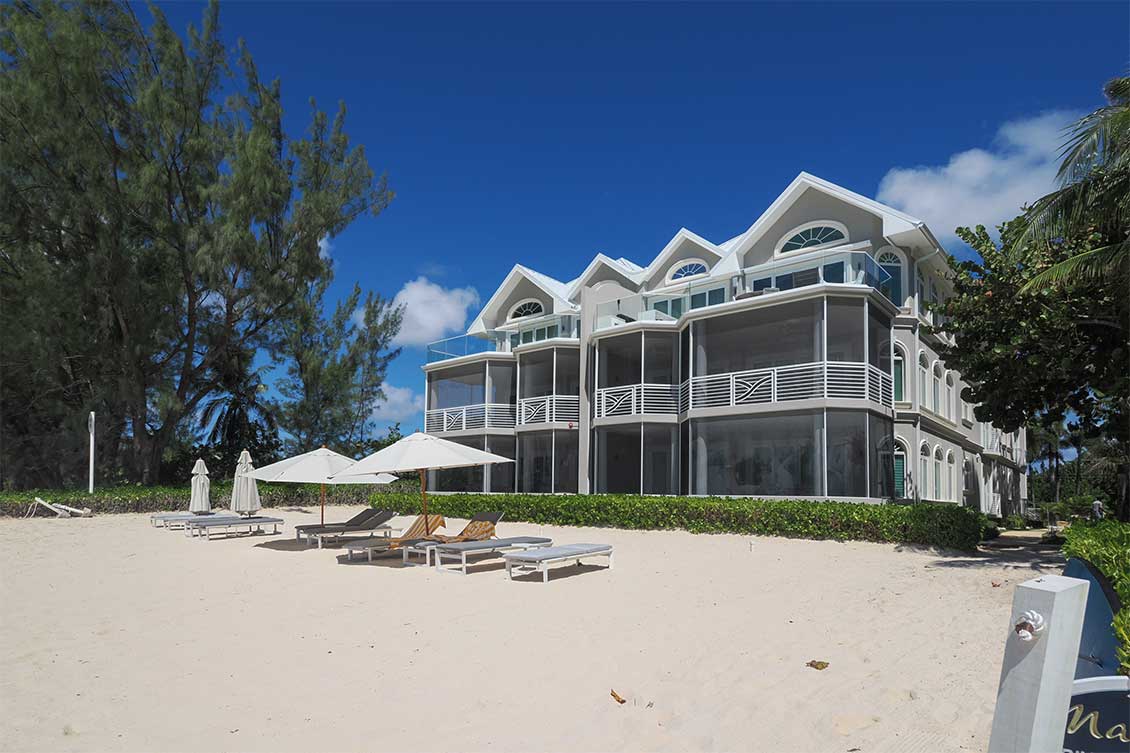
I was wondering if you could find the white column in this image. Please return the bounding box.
[988,575,1088,753]
[87,411,95,494]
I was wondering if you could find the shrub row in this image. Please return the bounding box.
[1063,520,1130,675]
[366,492,987,551]
[0,483,389,517]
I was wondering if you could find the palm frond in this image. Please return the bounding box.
[1020,240,1130,292]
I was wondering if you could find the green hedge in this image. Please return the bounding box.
[1063,520,1130,675]
[366,492,987,551]
[0,483,391,517]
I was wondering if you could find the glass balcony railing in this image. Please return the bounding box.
[593,249,891,333]
[426,315,580,363]
[425,333,505,363]
[741,250,889,297]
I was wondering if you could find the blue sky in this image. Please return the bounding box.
[155,1,1128,435]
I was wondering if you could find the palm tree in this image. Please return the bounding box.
[1018,76,1130,290]
[198,347,277,457]
[1084,435,1130,521]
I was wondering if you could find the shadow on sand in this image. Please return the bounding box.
[910,540,1066,572]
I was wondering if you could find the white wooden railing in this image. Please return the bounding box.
[425,403,516,433]
[594,383,680,418]
[518,395,580,425]
[677,361,893,412]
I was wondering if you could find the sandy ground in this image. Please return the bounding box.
[0,506,1063,753]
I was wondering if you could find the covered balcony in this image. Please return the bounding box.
[516,346,581,427]
[424,360,516,433]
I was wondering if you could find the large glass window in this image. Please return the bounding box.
[555,348,580,396]
[554,430,578,493]
[877,252,903,306]
[517,431,553,492]
[867,305,891,370]
[430,435,485,492]
[893,447,906,498]
[519,349,554,398]
[680,327,690,384]
[826,297,864,362]
[691,299,822,376]
[488,363,516,404]
[869,413,894,499]
[597,334,640,389]
[644,332,677,384]
[643,423,678,495]
[893,350,905,402]
[428,363,485,409]
[827,410,867,497]
[485,435,515,493]
[595,425,640,493]
[691,411,823,496]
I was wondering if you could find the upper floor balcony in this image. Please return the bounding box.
[426,315,579,364]
[593,361,893,419]
[592,247,890,333]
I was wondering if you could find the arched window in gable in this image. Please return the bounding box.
[775,221,848,256]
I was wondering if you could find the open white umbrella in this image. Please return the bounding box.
[230,449,262,516]
[331,432,513,536]
[246,446,396,525]
[189,458,211,513]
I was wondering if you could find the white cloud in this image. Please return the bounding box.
[877,110,1079,249]
[370,384,424,422]
[391,276,479,347]
[318,236,333,260]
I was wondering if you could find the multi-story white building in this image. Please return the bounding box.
[421,173,1027,514]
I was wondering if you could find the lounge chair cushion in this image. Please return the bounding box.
[503,543,611,561]
[436,536,552,553]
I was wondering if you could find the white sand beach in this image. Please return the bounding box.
[0,508,1061,753]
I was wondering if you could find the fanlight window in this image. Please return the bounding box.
[669,261,708,281]
[509,300,544,320]
[779,225,846,254]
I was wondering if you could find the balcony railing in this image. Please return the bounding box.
[424,403,516,433]
[592,248,891,333]
[426,333,506,364]
[679,361,892,411]
[594,383,680,418]
[518,395,580,425]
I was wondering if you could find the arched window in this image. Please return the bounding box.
[933,446,944,500]
[877,249,904,307]
[932,362,943,414]
[508,299,544,320]
[918,352,929,406]
[665,259,709,283]
[945,373,955,421]
[893,345,906,402]
[775,221,848,255]
[893,440,908,498]
[919,443,931,501]
[946,451,956,502]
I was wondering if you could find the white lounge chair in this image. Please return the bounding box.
[431,536,553,575]
[185,516,283,540]
[502,543,614,583]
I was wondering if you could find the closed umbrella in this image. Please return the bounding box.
[189,459,211,513]
[230,449,262,516]
[331,432,513,535]
[246,446,396,525]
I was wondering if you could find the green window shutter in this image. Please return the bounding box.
[893,359,904,402]
[893,454,905,497]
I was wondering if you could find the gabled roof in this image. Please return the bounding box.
[723,172,929,263]
[565,253,647,300]
[641,228,726,283]
[467,264,578,335]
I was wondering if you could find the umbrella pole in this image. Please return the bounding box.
[420,469,429,535]
[320,482,325,525]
